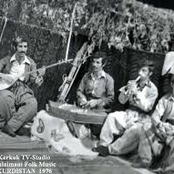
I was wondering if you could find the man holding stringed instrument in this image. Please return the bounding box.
[92,60,158,156]
[0,36,45,137]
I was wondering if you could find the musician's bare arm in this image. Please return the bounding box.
[77,76,88,107]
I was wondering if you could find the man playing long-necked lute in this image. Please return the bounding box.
[0,36,45,137]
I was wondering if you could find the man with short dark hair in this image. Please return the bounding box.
[93,60,158,156]
[77,53,114,111]
[76,52,114,137]
[134,74,174,169]
[0,36,45,137]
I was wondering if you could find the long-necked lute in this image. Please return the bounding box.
[0,59,73,91]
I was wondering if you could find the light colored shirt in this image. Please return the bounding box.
[153,95,174,121]
[9,54,31,81]
[130,80,158,112]
[77,70,114,109]
[151,94,174,144]
[119,79,158,112]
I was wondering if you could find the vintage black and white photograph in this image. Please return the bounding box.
[0,0,174,174]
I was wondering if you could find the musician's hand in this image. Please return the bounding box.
[79,98,88,108]
[38,66,46,76]
[127,80,137,93]
[35,75,44,86]
[86,99,98,109]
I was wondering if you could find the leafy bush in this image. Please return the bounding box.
[0,0,174,53]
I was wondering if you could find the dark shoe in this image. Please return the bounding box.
[92,145,109,157]
[2,124,16,137]
[132,161,151,169]
[16,127,31,136]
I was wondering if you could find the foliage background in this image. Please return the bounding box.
[1,0,174,53]
[0,0,171,110]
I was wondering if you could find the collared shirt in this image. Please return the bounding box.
[0,55,39,88]
[116,79,158,128]
[77,70,114,109]
[9,54,31,81]
[129,80,158,112]
[151,94,174,144]
[153,94,174,122]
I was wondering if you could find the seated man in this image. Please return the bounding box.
[93,60,158,156]
[134,74,174,169]
[0,36,45,137]
[76,52,114,137]
[77,52,114,111]
[30,52,114,153]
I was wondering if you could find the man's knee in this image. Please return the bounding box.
[26,98,38,114]
[0,90,14,102]
[17,97,37,120]
[13,98,37,124]
[107,111,126,129]
[107,112,119,120]
[0,90,15,117]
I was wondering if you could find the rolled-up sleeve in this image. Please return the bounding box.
[77,74,88,104]
[99,75,114,107]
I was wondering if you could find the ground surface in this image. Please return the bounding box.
[0,131,155,174]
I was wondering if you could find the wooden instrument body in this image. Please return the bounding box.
[0,59,73,91]
[0,73,19,90]
[48,101,107,125]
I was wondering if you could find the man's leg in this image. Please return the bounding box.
[7,97,37,132]
[90,124,102,138]
[137,127,155,167]
[99,111,127,146]
[160,138,174,173]
[108,123,142,155]
[0,90,16,125]
[0,90,17,136]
